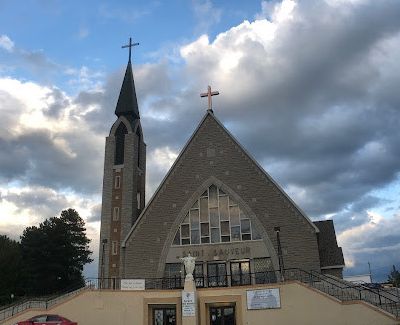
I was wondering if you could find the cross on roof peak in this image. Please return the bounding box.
[200,85,219,112]
[122,37,139,62]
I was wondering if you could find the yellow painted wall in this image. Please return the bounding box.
[3,282,399,325]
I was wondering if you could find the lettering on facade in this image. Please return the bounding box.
[177,246,251,261]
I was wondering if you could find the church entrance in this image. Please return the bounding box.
[209,306,236,325]
[152,307,176,325]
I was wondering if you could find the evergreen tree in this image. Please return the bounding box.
[388,265,400,287]
[0,235,23,304]
[20,209,93,295]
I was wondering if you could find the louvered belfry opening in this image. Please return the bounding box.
[114,122,128,165]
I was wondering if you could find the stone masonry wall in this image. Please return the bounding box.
[122,113,321,278]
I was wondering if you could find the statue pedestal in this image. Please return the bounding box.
[182,277,198,325]
[183,276,196,291]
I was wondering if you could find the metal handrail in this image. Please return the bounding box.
[1,268,398,321]
[310,270,400,303]
[283,268,399,317]
[85,271,279,290]
[0,284,89,322]
[358,283,400,301]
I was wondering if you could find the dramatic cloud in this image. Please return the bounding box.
[338,212,400,279]
[0,78,104,193]
[134,0,400,222]
[1,0,400,279]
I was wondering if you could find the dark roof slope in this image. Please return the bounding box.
[314,220,345,268]
[115,61,140,121]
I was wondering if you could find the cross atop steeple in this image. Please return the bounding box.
[115,37,140,120]
[200,85,219,112]
[122,37,139,62]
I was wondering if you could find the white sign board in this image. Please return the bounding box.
[121,279,145,291]
[344,274,372,284]
[247,288,281,309]
[182,291,196,316]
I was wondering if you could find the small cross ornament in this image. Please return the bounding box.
[200,85,219,111]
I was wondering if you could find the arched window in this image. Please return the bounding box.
[115,122,128,165]
[172,184,262,246]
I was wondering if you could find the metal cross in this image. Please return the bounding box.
[122,37,139,62]
[200,85,219,111]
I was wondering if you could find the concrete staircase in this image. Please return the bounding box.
[305,272,400,318]
[0,285,89,322]
[283,269,399,318]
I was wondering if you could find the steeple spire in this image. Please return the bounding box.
[115,38,140,120]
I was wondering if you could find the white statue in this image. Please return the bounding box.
[180,253,196,280]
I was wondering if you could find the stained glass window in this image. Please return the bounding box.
[172,184,262,246]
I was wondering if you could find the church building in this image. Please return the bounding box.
[6,42,400,325]
[98,48,345,289]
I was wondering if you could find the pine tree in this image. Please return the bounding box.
[20,209,93,295]
[388,265,400,287]
[0,235,23,304]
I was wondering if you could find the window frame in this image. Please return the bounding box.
[111,241,118,255]
[114,175,121,189]
[207,262,228,287]
[113,206,120,221]
[172,185,260,246]
[230,260,251,286]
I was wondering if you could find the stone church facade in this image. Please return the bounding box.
[99,57,345,287]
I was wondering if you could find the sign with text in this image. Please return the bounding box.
[182,291,196,317]
[121,279,145,291]
[247,288,281,309]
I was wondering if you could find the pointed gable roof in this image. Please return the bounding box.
[115,61,140,120]
[122,111,318,246]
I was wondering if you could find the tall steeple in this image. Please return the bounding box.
[115,37,140,120]
[98,37,146,285]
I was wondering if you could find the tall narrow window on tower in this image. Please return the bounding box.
[111,241,118,255]
[115,123,128,165]
[137,192,141,210]
[113,207,120,221]
[136,128,141,168]
[114,175,121,189]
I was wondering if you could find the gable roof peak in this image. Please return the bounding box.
[122,109,319,246]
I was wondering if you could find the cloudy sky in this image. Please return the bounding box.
[0,0,399,281]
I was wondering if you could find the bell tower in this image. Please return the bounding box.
[99,38,146,285]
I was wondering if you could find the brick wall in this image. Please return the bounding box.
[99,118,146,279]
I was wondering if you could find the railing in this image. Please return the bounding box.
[322,274,400,303]
[68,272,400,318]
[283,268,400,317]
[0,284,88,322]
[1,269,399,321]
[85,271,278,290]
[358,283,400,302]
